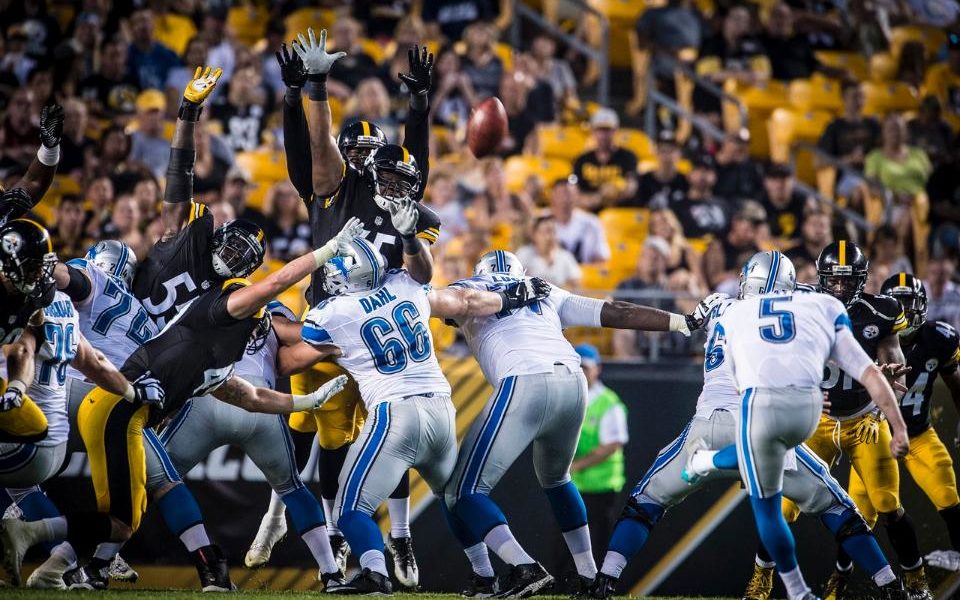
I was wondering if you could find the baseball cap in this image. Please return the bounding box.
[575,344,600,366]
[656,129,678,146]
[764,162,793,178]
[690,153,716,170]
[136,89,166,112]
[590,108,619,129]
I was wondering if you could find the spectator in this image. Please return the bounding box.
[470,158,534,237]
[926,255,960,329]
[222,166,268,230]
[570,343,628,559]
[671,154,731,237]
[865,113,932,198]
[79,38,140,118]
[529,32,578,113]
[500,56,555,156]
[83,176,114,239]
[760,162,814,242]
[129,90,171,179]
[515,214,582,287]
[703,205,762,294]
[260,20,287,101]
[817,80,881,198]
[760,2,844,81]
[714,131,764,201]
[378,16,426,100]
[127,9,181,91]
[922,33,960,130]
[55,11,101,82]
[695,6,767,114]
[869,224,914,276]
[573,109,639,211]
[864,262,891,296]
[264,180,311,261]
[11,0,61,59]
[429,47,477,132]
[211,54,274,152]
[896,41,927,89]
[59,99,94,178]
[132,175,161,224]
[202,8,236,81]
[422,0,498,41]
[784,209,833,268]
[424,170,469,239]
[165,37,211,118]
[1,88,39,168]
[352,0,411,39]
[649,208,705,288]
[907,96,954,168]
[1,25,36,84]
[88,125,132,180]
[343,78,400,143]
[210,199,237,229]
[193,111,235,196]
[612,237,680,359]
[634,0,703,79]
[50,195,93,258]
[927,138,960,255]
[328,17,379,93]
[550,179,610,264]
[461,23,504,101]
[637,130,689,209]
[27,65,54,109]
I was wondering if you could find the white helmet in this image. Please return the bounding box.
[474,250,525,277]
[84,240,138,288]
[321,238,387,296]
[739,251,796,299]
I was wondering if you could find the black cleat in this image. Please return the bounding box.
[822,567,851,600]
[195,544,235,592]
[570,575,595,598]
[462,573,499,597]
[384,535,419,589]
[322,570,347,591]
[330,534,351,573]
[495,562,554,598]
[586,573,617,600]
[878,581,910,600]
[326,567,393,595]
[64,564,109,590]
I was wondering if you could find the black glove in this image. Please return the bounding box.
[0,187,35,227]
[39,103,64,148]
[276,42,307,90]
[130,373,165,409]
[399,45,434,96]
[499,277,551,311]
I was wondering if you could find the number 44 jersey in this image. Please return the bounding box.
[302,269,450,410]
[901,320,960,437]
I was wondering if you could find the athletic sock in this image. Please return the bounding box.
[93,541,122,561]
[821,509,886,577]
[266,491,287,520]
[881,510,922,569]
[359,549,388,577]
[155,483,207,551]
[543,482,595,578]
[688,450,718,475]
[465,542,495,578]
[387,497,410,539]
[484,524,535,566]
[836,545,854,571]
[755,542,776,569]
[44,542,78,573]
[323,498,341,536]
[779,565,810,600]
[872,565,897,587]
[41,516,68,541]
[600,551,628,578]
[563,526,597,578]
[17,489,63,553]
[179,523,211,552]
[940,504,960,551]
[713,444,739,469]
[302,525,339,574]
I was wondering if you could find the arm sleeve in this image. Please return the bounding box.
[283,99,316,202]
[831,326,875,381]
[415,205,442,244]
[403,106,431,191]
[598,403,629,445]
[61,261,93,304]
[164,146,196,204]
[557,291,605,328]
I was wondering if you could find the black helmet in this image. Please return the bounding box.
[817,240,869,306]
[364,144,421,211]
[0,219,57,297]
[211,219,266,280]
[338,120,387,172]
[881,272,927,334]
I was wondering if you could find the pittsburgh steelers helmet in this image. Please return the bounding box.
[321,237,387,296]
[84,240,138,289]
[211,219,266,280]
[474,250,526,277]
[338,120,387,172]
[881,272,927,335]
[0,219,57,296]
[364,144,421,212]
[738,251,797,299]
[817,241,869,306]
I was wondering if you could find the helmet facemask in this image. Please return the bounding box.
[4,253,56,296]
[893,292,927,336]
[345,142,379,172]
[246,311,273,354]
[211,225,265,279]
[818,270,867,306]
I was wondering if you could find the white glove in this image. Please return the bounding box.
[926,549,960,571]
[389,199,419,236]
[292,375,348,411]
[124,373,166,408]
[292,28,346,76]
[319,217,364,266]
[690,292,729,329]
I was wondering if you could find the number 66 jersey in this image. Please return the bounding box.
[302,269,450,410]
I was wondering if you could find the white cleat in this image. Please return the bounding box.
[109,554,139,583]
[244,515,287,568]
[680,438,711,485]
[385,535,419,589]
[25,561,67,590]
[1,518,44,586]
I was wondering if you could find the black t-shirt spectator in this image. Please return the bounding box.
[761,33,818,81]
[784,241,818,266]
[265,219,313,261]
[211,85,276,153]
[59,135,93,175]
[78,73,140,116]
[573,148,638,193]
[462,55,503,100]
[714,161,764,201]
[351,1,409,39]
[421,0,497,40]
[907,118,954,166]
[817,117,881,170]
[672,196,731,238]
[695,34,764,113]
[330,53,380,90]
[927,159,960,208]
[634,172,689,208]
[761,189,809,239]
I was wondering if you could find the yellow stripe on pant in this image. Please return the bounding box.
[78,386,151,531]
[288,362,365,449]
[0,377,48,443]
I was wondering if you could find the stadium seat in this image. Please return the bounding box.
[580,263,625,291]
[227,5,268,47]
[599,207,649,246]
[564,326,614,355]
[890,25,947,59]
[862,81,920,117]
[532,124,590,162]
[235,150,289,210]
[360,38,388,65]
[493,42,514,72]
[612,128,655,161]
[503,155,573,193]
[154,12,197,56]
[767,108,833,184]
[607,239,644,276]
[814,51,869,81]
[725,80,788,158]
[586,0,646,69]
[788,77,843,113]
[869,53,897,82]
[284,8,335,39]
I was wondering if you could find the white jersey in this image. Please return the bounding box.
[29,292,80,446]
[234,301,294,389]
[696,297,740,418]
[302,270,450,409]
[64,258,157,380]
[717,292,874,392]
[448,274,586,383]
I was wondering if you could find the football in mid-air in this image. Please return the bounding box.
[467,97,508,158]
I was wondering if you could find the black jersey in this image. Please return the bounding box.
[900,320,960,437]
[132,203,221,327]
[0,282,54,346]
[822,293,908,418]
[121,281,258,426]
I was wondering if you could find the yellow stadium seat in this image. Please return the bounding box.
[767,108,833,184]
[493,42,514,72]
[869,53,897,82]
[612,128,655,161]
[533,124,590,162]
[725,80,788,158]
[586,0,646,69]
[284,8,335,40]
[890,25,946,59]
[234,150,288,184]
[814,51,869,81]
[788,77,842,113]
[227,5,268,47]
[503,156,573,193]
[599,208,649,245]
[862,81,920,118]
[580,263,623,291]
[564,326,614,356]
[360,38,388,65]
[607,239,643,276]
[154,13,197,56]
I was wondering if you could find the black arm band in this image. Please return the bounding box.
[63,265,92,302]
[410,91,428,112]
[284,86,302,107]
[306,74,328,101]
[401,233,421,255]
[178,100,202,122]
[164,147,196,204]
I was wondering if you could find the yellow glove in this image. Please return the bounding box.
[183,66,223,105]
[852,412,882,445]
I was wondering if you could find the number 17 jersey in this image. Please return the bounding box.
[302,269,450,409]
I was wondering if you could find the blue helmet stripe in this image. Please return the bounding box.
[495,250,505,273]
[116,242,129,281]
[765,251,779,293]
[356,239,380,287]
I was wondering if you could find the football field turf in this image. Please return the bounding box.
[0,593,737,600]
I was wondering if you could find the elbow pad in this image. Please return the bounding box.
[559,295,605,328]
[63,265,92,303]
[163,147,195,204]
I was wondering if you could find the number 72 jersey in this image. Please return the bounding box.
[901,320,960,437]
[302,269,451,410]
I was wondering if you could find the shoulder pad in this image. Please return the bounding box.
[933,320,960,341]
[65,258,88,270]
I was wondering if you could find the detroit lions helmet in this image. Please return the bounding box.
[474,250,526,277]
[85,240,138,288]
[321,237,387,296]
[738,251,797,299]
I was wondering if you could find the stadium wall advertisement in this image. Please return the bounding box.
[43,361,960,596]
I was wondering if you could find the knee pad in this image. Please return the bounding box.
[618,495,662,530]
[825,509,871,544]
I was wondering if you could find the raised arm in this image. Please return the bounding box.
[212,373,347,414]
[160,66,222,241]
[388,199,434,284]
[0,104,64,226]
[292,28,346,198]
[400,46,434,183]
[277,43,316,200]
[428,278,551,320]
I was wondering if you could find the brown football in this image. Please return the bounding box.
[467,97,508,158]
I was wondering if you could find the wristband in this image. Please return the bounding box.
[401,233,420,255]
[495,291,509,312]
[313,243,337,269]
[291,392,317,412]
[6,380,27,395]
[178,100,203,122]
[668,313,688,333]
[284,86,302,106]
[37,144,59,166]
[306,74,328,101]
[122,382,136,402]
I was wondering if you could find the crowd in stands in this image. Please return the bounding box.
[2,0,959,361]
